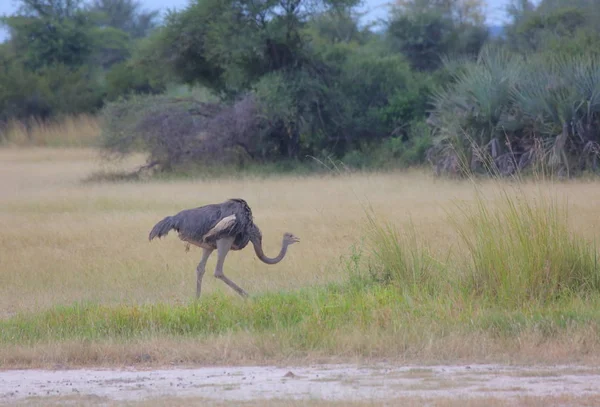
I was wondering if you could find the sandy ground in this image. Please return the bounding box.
[2,363,600,405]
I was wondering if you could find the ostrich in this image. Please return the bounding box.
[149,198,300,298]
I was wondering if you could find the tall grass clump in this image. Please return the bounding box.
[453,186,600,306]
[364,211,447,298]
[364,182,600,307]
[0,115,100,147]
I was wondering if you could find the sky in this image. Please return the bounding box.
[0,0,517,42]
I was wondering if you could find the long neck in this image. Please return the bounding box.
[251,237,288,265]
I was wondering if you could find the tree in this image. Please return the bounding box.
[387,0,488,70]
[159,0,360,96]
[307,8,372,45]
[396,0,485,24]
[1,0,94,70]
[504,0,600,54]
[0,0,168,122]
[88,0,159,38]
[104,33,171,100]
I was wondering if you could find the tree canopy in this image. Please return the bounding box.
[3,0,600,177]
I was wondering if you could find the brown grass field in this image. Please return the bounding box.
[0,147,470,314]
[3,148,600,315]
[2,147,600,370]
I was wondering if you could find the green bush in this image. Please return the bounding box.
[339,120,432,169]
[0,61,104,122]
[0,0,164,122]
[336,49,429,143]
[105,62,163,101]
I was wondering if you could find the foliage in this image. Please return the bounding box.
[428,46,600,177]
[0,0,161,122]
[5,0,600,177]
[89,26,131,69]
[335,48,428,143]
[2,0,95,70]
[387,0,489,71]
[307,7,373,45]
[98,44,431,169]
[0,59,104,121]
[87,0,159,38]
[97,3,432,169]
[504,0,600,55]
[157,0,360,97]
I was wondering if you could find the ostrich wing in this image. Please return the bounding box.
[172,200,252,244]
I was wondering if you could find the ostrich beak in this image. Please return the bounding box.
[292,235,300,243]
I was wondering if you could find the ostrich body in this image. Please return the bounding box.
[149,199,299,298]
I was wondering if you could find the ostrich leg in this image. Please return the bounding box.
[214,238,249,298]
[196,248,213,298]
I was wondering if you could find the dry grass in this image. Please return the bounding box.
[2,328,600,369]
[0,148,466,315]
[0,115,100,147]
[2,149,600,315]
[2,148,600,367]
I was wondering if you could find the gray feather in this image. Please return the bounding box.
[148,216,177,240]
[148,199,256,248]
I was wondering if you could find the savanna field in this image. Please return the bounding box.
[6,0,600,403]
[2,137,600,371]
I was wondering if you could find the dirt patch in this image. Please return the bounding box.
[2,363,600,405]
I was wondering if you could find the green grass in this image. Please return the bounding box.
[0,282,401,344]
[2,281,600,346]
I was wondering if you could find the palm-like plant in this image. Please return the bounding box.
[429,46,523,175]
[429,46,600,177]
[512,54,600,175]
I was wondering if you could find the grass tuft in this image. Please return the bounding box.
[453,187,600,306]
[365,212,444,297]
[365,183,600,307]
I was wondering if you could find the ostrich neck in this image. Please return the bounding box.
[252,237,288,265]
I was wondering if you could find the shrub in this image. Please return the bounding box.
[99,94,269,172]
[386,0,488,71]
[339,120,433,169]
[0,61,104,122]
[336,49,429,145]
[105,62,165,101]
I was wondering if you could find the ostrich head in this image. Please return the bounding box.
[283,232,300,245]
